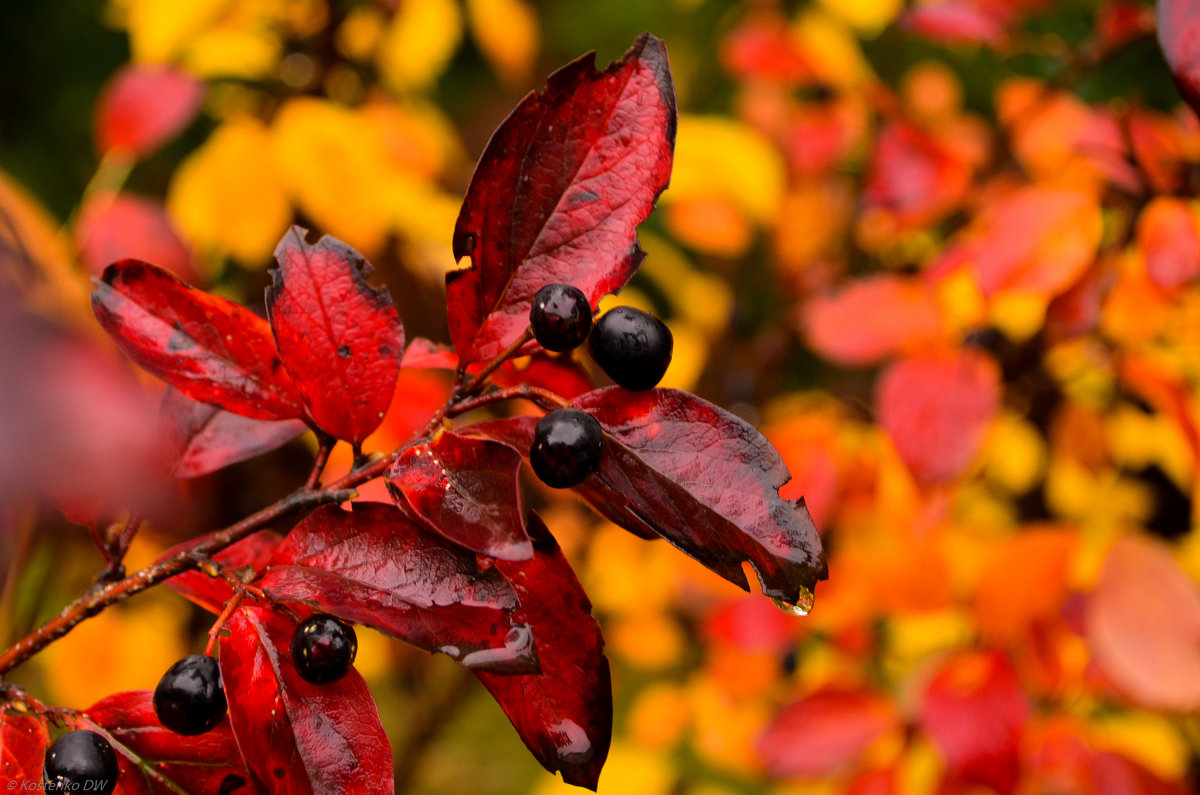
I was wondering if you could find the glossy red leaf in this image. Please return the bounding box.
[920,650,1029,793]
[475,514,611,790]
[1086,534,1200,710]
[447,33,676,365]
[267,226,404,444]
[94,64,204,158]
[1158,0,1200,118]
[219,606,393,794]
[757,688,898,779]
[162,387,308,478]
[164,530,283,614]
[401,337,458,369]
[92,259,305,421]
[875,348,1001,485]
[84,690,250,794]
[75,192,196,281]
[472,387,826,607]
[387,430,532,560]
[260,502,537,673]
[0,714,47,784]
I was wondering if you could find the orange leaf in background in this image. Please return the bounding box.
[1128,107,1192,195]
[1136,197,1200,291]
[1118,356,1200,466]
[703,594,799,655]
[766,408,841,526]
[93,64,205,159]
[1086,534,1200,711]
[928,187,1102,299]
[75,192,196,282]
[876,348,1001,484]
[974,527,1076,645]
[803,274,944,367]
[921,650,1029,793]
[757,688,898,779]
[1100,253,1170,345]
[862,121,974,231]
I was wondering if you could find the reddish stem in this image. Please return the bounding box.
[305,434,335,489]
[205,591,245,657]
[457,327,534,398]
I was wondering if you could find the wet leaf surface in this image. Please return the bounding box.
[0,714,47,785]
[260,502,537,673]
[387,430,532,560]
[475,514,611,790]
[219,606,393,794]
[268,226,404,443]
[447,33,675,364]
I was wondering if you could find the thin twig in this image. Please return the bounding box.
[205,591,245,657]
[305,433,335,489]
[457,328,534,398]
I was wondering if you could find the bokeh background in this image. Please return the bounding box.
[3,0,1200,792]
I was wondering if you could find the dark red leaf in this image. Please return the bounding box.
[401,337,458,369]
[260,502,537,673]
[471,387,826,607]
[386,430,532,560]
[93,64,205,158]
[83,690,250,795]
[75,192,196,282]
[164,530,283,614]
[494,352,595,399]
[757,687,898,779]
[1158,0,1200,118]
[875,348,1001,485]
[267,226,404,444]
[447,33,676,365]
[162,387,308,478]
[475,513,611,790]
[0,714,47,784]
[219,606,393,794]
[92,259,305,421]
[921,650,1029,793]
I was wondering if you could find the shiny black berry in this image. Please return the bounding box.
[530,408,604,489]
[291,614,357,684]
[153,654,227,735]
[530,283,592,352]
[588,306,673,390]
[43,730,118,795]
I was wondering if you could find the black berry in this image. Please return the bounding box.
[43,730,118,795]
[530,408,604,489]
[530,283,592,352]
[291,614,357,684]
[588,306,672,390]
[153,654,227,735]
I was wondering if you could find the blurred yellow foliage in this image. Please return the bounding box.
[377,0,462,92]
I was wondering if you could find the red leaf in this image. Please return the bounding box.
[387,430,532,560]
[0,714,48,784]
[401,337,458,369]
[1137,197,1200,291]
[84,690,250,794]
[921,650,1029,793]
[475,514,611,790]
[1089,751,1192,795]
[900,1,1010,48]
[75,192,196,281]
[219,606,393,794]
[862,121,973,231]
[494,352,595,399]
[1085,534,1200,710]
[757,688,898,779]
[875,348,1001,484]
[268,226,404,444]
[92,259,305,421]
[802,275,945,366]
[1158,0,1200,118]
[260,502,537,673]
[93,64,205,158]
[163,530,283,614]
[162,387,307,478]
[447,33,676,365]
[471,387,826,607]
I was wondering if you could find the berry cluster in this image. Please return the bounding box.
[527,283,674,488]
